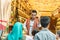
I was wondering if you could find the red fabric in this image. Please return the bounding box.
[26,17,39,34]
[26,18,30,34]
[0,20,7,23]
[0,24,6,30]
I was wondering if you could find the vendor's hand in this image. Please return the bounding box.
[23,29,28,35]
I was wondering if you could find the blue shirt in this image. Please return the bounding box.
[34,28,56,40]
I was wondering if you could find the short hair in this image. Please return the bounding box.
[31,10,37,13]
[57,30,60,37]
[30,10,37,14]
[32,29,39,36]
[40,16,50,28]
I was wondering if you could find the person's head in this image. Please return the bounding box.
[40,16,50,28]
[32,29,39,36]
[30,10,37,19]
[57,30,60,38]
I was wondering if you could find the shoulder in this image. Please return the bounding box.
[14,22,22,25]
[34,32,41,40]
[25,18,30,22]
[35,31,42,36]
[49,30,56,36]
[48,30,56,38]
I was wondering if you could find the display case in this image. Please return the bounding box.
[9,0,31,32]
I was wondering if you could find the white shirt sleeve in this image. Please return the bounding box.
[38,24,41,27]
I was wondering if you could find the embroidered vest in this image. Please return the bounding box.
[26,17,39,34]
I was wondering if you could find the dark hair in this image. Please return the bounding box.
[57,30,60,37]
[32,29,39,36]
[30,10,37,14]
[40,16,50,28]
[31,10,37,13]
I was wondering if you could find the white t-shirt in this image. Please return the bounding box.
[29,20,34,35]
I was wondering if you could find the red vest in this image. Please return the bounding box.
[26,17,39,34]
